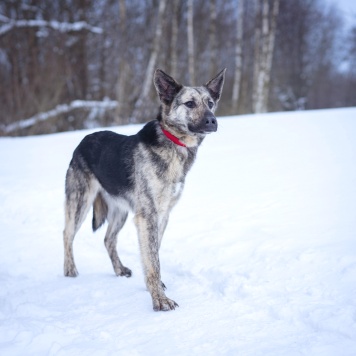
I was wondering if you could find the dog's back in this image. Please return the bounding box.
[71,130,138,197]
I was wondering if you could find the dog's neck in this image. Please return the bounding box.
[156,109,204,148]
[160,126,187,147]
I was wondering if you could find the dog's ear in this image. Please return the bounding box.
[154,69,183,105]
[205,68,226,102]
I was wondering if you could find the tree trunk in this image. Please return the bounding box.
[232,0,244,113]
[252,0,261,112]
[187,0,195,85]
[170,0,179,79]
[209,0,218,78]
[254,0,269,113]
[263,0,280,110]
[116,0,128,123]
[76,0,89,99]
[253,0,279,113]
[132,0,167,121]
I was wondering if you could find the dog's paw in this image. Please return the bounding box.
[153,296,179,312]
[64,264,78,277]
[115,266,132,278]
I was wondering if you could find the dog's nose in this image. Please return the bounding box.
[204,112,218,132]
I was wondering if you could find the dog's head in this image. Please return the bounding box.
[154,69,226,139]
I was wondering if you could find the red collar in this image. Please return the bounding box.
[161,126,187,147]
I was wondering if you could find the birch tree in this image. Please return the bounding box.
[115,0,129,123]
[170,0,180,79]
[132,0,167,121]
[209,0,218,78]
[0,0,351,136]
[252,0,262,112]
[232,0,244,113]
[187,0,195,85]
[264,0,279,110]
[252,0,280,113]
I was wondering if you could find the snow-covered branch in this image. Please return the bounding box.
[2,100,117,133]
[0,19,103,37]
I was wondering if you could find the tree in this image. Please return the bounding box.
[170,0,180,79]
[209,0,218,78]
[0,0,354,136]
[252,0,280,113]
[0,0,105,134]
[232,0,244,113]
[187,0,195,85]
[272,0,343,111]
[115,0,129,123]
[344,25,356,106]
[132,0,167,122]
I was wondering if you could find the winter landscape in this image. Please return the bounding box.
[1,108,356,355]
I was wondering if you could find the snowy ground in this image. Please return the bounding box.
[1,108,356,355]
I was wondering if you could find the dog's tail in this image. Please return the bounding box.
[92,192,108,232]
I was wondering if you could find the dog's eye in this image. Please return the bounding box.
[208,101,214,109]
[184,101,196,109]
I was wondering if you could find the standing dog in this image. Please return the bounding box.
[63,68,226,311]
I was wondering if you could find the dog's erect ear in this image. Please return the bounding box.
[205,68,226,102]
[154,69,183,105]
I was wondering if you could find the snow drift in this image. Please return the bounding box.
[1,108,356,355]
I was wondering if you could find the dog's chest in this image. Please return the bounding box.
[139,149,187,201]
[159,153,187,206]
[165,151,185,181]
[172,181,184,199]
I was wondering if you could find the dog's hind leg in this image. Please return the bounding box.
[63,166,98,277]
[104,207,131,277]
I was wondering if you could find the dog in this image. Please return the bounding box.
[63,68,226,311]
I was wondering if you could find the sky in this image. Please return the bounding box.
[327,0,356,27]
[334,0,356,13]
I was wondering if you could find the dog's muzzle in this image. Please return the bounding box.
[188,110,218,134]
[203,111,218,133]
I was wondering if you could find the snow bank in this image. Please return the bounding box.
[0,19,103,37]
[3,100,118,133]
[1,108,356,355]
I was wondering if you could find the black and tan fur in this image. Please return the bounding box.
[63,69,226,311]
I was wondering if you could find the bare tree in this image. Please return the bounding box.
[187,0,195,85]
[253,0,279,113]
[115,0,128,123]
[272,0,341,111]
[170,0,180,79]
[132,0,167,121]
[209,0,218,78]
[344,25,356,106]
[264,0,279,110]
[232,0,244,113]
[0,0,353,136]
[252,0,261,112]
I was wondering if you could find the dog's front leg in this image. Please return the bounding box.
[134,213,178,311]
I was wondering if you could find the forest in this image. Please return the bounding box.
[0,0,355,136]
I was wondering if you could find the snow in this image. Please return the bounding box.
[1,108,356,355]
[0,19,103,37]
